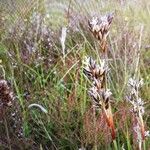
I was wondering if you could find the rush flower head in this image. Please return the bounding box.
[126,96,145,116]
[88,13,114,51]
[132,98,145,115]
[88,87,112,109]
[88,13,114,35]
[127,77,147,146]
[88,86,101,108]
[83,57,108,81]
[127,78,145,116]
[83,56,111,109]
[128,78,143,93]
[83,57,115,139]
[83,13,115,140]
[102,89,112,101]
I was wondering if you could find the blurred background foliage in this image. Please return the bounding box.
[0,0,150,149]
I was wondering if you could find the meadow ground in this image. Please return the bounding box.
[0,0,150,149]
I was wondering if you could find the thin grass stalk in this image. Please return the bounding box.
[93,107,98,150]
[102,34,116,140]
[4,117,12,150]
[125,124,131,150]
[143,140,146,150]
[126,135,131,150]
[113,139,118,150]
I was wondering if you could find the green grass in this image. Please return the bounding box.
[0,0,150,149]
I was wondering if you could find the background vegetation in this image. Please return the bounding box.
[0,0,150,149]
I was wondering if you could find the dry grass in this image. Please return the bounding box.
[0,0,150,149]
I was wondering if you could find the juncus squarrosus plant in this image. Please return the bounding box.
[127,77,149,150]
[84,12,115,140]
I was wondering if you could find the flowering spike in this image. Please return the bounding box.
[83,56,115,139]
[126,77,149,149]
[88,13,114,52]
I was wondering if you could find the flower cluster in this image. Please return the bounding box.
[83,57,108,87]
[83,12,115,141]
[133,123,150,141]
[83,57,111,109]
[127,78,144,115]
[83,57,115,139]
[88,13,114,51]
[127,77,149,147]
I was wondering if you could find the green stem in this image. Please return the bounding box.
[126,125,131,150]
[143,140,146,150]
[113,139,118,150]
[126,135,131,150]
[4,117,11,150]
